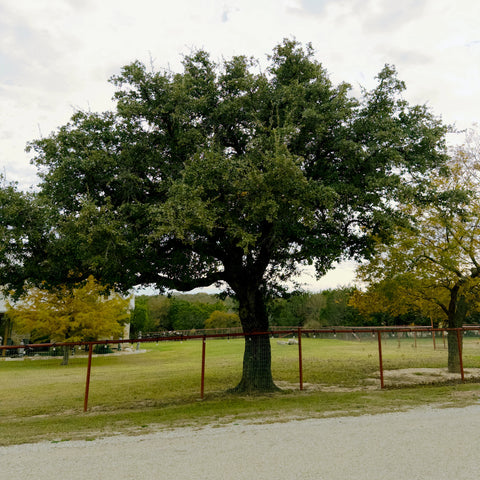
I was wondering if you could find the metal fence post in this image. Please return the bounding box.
[456,329,465,383]
[377,331,384,389]
[84,343,94,412]
[200,336,206,399]
[431,320,436,350]
[298,327,303,391]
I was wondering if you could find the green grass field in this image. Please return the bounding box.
[2,334,480,446]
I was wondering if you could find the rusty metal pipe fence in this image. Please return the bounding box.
[1,326,479,412]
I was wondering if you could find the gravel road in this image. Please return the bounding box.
[2,405,480,479]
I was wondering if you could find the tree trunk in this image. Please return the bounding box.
[231,334,277,393]
[447,330,461,373]
[1,317,11,357]
[230,284,278,393]
[446,291,466,373]
[61,345,70,366]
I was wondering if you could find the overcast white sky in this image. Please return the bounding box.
[1,0,480,292]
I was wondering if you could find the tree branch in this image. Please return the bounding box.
[416,253,464,279]
[151,271,227,292]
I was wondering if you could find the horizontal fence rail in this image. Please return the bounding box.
[2,326,480,412]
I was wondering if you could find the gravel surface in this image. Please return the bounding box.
[2,405,480,479]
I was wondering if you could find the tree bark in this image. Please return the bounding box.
[230,283,279,393]
[61,345,70,366]
[446,289,466,373]
[447,330,461,373]
[231,333,278,393]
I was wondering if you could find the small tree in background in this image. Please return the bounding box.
[130,296,157,337]
[316,288,364,327]
[7,276,130,364]
[145,295,172,331]
[268,292,313,327]
[205,310,241,329]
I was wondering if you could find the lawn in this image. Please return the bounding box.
[2,333,480,446]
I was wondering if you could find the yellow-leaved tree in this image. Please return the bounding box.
[7,276,131,364]
[351,134,480,372]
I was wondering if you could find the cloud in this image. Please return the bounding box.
[0,130,13,140]
[0,4,79,95]
[361,0,428,32]
[64,0,93,11]
[300,0,332,14]
[1,0,480,193]
[383,48,432,67]
[221,4,240,22]
[0,52,27,85]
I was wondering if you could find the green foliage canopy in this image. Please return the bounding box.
[23,40,447,298]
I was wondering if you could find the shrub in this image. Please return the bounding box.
[205,310,241,329]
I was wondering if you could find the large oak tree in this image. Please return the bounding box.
[11,40,447,392]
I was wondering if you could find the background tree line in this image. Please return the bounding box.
[130,293,240,335]
[131,287,474,337]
